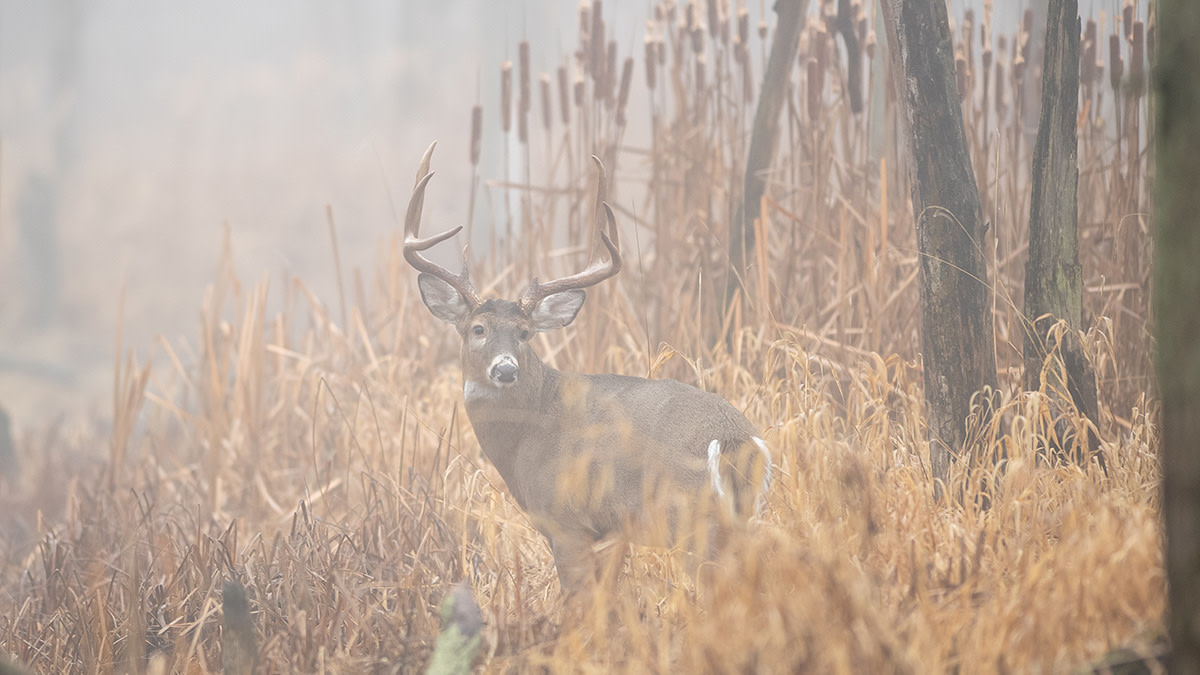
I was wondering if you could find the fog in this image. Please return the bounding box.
[0,0,1131,426]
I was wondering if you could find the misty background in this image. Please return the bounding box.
[0,1,1079,428]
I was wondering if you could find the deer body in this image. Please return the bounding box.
[404,146,770,588]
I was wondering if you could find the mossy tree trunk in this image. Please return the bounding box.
[1156,0,1200,670]
[1023,0,1102,468]
[879,0,998,495]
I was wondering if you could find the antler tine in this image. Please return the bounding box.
[403,150,481,308]
[519,159,622,313]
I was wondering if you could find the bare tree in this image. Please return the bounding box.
[1023,0,1102,469]
[1156,0,1200,670]
[880,0,998,495]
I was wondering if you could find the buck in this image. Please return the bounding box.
[404,145,771,589]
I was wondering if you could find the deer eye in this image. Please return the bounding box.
[519,330,531,341]
[472,325,485,336]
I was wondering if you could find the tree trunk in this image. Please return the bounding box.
[1156,0,1200,670]
[731,0,807,284]
[879,0,998,495]
[1023,0,1102,469]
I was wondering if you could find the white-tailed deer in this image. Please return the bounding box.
[404,145,770,589]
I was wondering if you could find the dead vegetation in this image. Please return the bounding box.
[0,1,1158,672]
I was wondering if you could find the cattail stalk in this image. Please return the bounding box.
[501,61,513,133]
[557,65,571,125]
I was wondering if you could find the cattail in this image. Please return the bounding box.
[645,35,658,89]
[470,104,482,166]
[539,74,553,130]
[865,30,877,60]
[807,57,821,121]
[519,41,531,114]
[579,3,591,75]
[956,51,969,102]
[1022,8,1033,57]
[995,60,1006,116]
[501,61,513,132]
[738,7,749,48]
[695,52,706,94]
[706,0,719,39]
[758,18,767,40]
[743,50,754,103]
[1013,55,1026,84]
[591,0,606,81]
[606,41,618,104]
[557,65,571,124]
[1147,24,1155,67]
[518,101,528,144]
[616,57,634,125]
[691,25,705,53]
[963,10,974,78]
[659,36,666,65]
[1081,20,1096,92]
[685,1,695,33]
[574,72,585,107]
[1130,21,1144,97]
[1109,32,1123,95]
[720,7,730,46]
[1122,0,1134,42]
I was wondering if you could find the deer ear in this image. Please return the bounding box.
[530,289,586,331]
[418,273,471,324]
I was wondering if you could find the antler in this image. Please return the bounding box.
[518,157,623,313]
[403,142,481,308]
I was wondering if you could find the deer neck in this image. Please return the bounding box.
[462,355,562,500]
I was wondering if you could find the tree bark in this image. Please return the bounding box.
[731,0,807,284]
[879,0,997,494]
[1156,0,1200,670]
[1023,0,1102,469]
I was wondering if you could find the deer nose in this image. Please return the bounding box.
[490,356,518,384]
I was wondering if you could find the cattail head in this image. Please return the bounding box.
[807,57,821,121]
[539,74,553,130]
[995,60,1005,116]
[1081,20,1097,92]
[738,7,749,49]
[606,41,618,105]
[1122,0,1134,42]
[865,30,876,60]
[956,50,969,102]
[1130,20,1144,98]
[470,104,482,166]
[519,41,531,113]
[591,0,606,81]
[500,61,513,133]
[706,0,719,39]
[557,65,571,125]
[645,35,658,89]
[616,56,634,125]
[1109,32,1123,94]
[691,24,705,53]
[758,18,768,40]
[742,50,754,104]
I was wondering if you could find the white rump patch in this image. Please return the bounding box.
[753,436,773,515]
[706,440,725,498]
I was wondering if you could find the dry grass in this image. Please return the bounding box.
[0,1,1159,672]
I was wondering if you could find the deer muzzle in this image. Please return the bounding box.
[489,354,519,386]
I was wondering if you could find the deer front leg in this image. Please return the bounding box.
[548,531,600,594]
